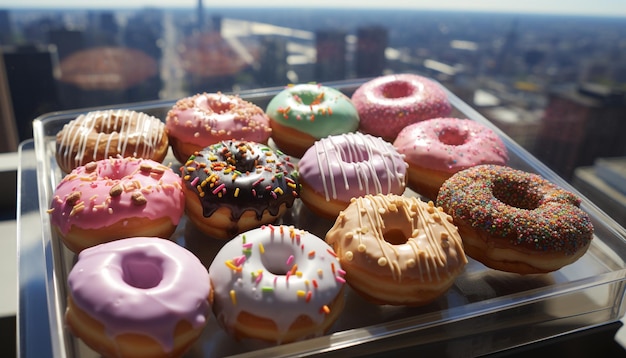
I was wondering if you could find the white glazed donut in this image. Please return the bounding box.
[208,225,345,344]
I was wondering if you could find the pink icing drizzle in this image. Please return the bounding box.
[393,117,508,172]
[298,132,407,202]
[67,237,210,351]
[49,157,184,234]
[165,92,271,146]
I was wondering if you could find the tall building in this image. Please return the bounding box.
[534,83,626,179]
[355,25,388,78]
[1,44,60,141]
[257,36,288,87]
[47,28,84,60]
[315,29,347,82]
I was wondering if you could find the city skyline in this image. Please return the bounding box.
[3,0,626,18]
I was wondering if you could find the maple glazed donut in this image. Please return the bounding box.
[166,92,272,163]
[66,237,211,358]
[351,73,452,141]
[393,117,508,199]
[180,140,300,239]
[56,109,169,174]
[209,225,345,344]
[266,83,360,157]
[297,132,407,220]
[436,165,594,274]
[326,194,467,306]
[48,157,185,253]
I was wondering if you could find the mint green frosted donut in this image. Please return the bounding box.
[266,84,359,139]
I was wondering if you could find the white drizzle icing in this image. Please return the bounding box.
[56,109,165,172]
[308,133,406,202]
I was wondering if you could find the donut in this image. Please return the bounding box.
[326,194,467,306]
[180,140,300,239]
[436,165,594,274]
[297,132,407,220]
[65,237,211,358]
[351,74,452,141]
[266,83,359,157]
[165,92,272,164]
[208,225,345,344]
[56,109,169,174]
[48,157,185,253]
[393,117,508,200]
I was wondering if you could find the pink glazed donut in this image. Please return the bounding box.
[393,117,508,199]
[165,92,272,163]
[351,73,452,141]
[298,132,408,219]
[65,237,211,358]
[48,157,185,253]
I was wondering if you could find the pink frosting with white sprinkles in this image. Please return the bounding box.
[393,117,508,173]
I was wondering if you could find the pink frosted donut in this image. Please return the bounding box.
[48,157,185,253]
[351,74,452,141]
[298,132,407,219]
[165,92,272,163]
[393,117,508,199]
[66,237,211,357]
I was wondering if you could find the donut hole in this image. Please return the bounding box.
[338,142,370,163]
[381,81,414,99]
[297,91,325,106]
[121,253,164,289]
[492,179,542,210]
[437,127,468,146]
[260,243,298,275]
[383,228,410,246]
[380,211,411,245]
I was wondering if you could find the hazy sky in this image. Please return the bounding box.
[3,0,626,17]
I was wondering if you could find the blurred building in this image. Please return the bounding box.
[47,28,84,60]
[355,25,388,78]
[534,83,626,179]
[257,36,288,87]
[1,44,60,142]
[315,29,347,82]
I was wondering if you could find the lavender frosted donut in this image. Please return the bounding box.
[351,74,451,141]
[65,237,211,357]
[297,132,408,219]
[393,117,508,199]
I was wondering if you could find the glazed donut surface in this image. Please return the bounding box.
[266,83,359,157]
[180,140,300,239]
[56,109,168,173]
[326,194,467,306]
[393,117,508,199]
[298,132,407,219]
[351,73,451,141]
[436,165,594,274]
[209,225,345,344]
[49,157,185,253]
[66,237,211,357]
[166,92,272,163]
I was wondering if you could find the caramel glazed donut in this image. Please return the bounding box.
[56,109,169,174]
[180,140,301,239]
[437,165,594,274]
[326,194,467,306]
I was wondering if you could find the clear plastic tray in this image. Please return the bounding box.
[32,79,626,357]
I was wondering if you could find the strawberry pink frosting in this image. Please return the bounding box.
[49,157,184,234]
[67,237,210,351]
[393,117,508,173]
[165,92,271,147]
